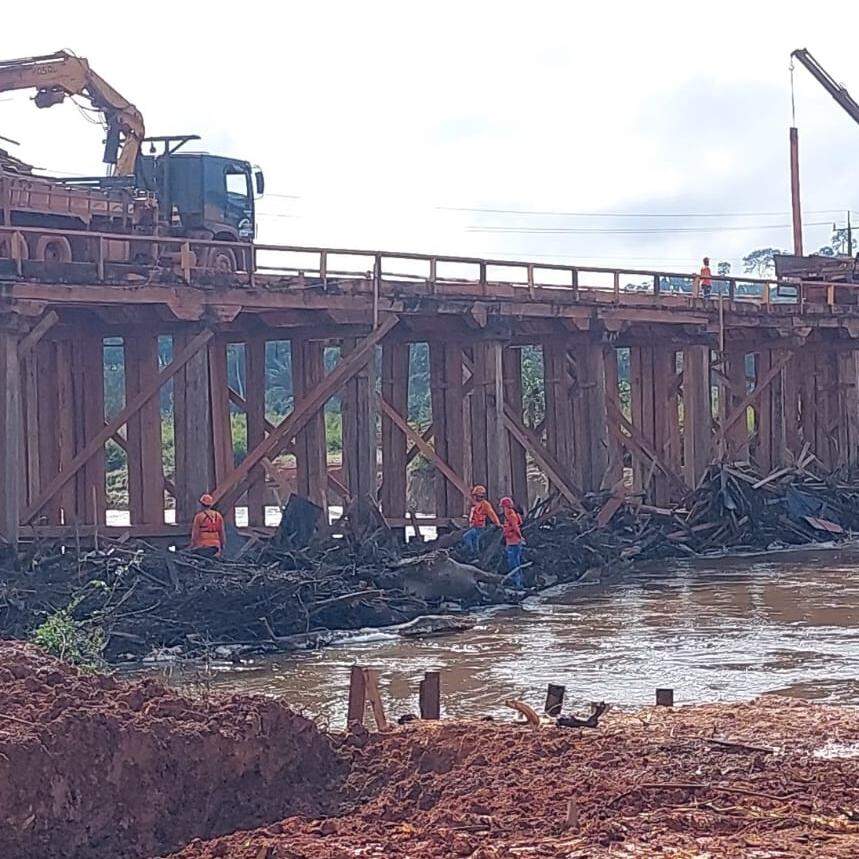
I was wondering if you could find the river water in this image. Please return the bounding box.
[155,546,859,727]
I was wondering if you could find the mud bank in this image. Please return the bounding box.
[171,698,859,858]
[3,644,859,858]
[0,643,342,859]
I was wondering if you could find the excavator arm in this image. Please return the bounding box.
[0,50,145,175]
[792,48,859,127]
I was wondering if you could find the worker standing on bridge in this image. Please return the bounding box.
[190,494,226,558]
[500,496,526,588]
[700,257,713,298]
[462,485,500,556]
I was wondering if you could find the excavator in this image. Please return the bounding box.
[0,50,263,271]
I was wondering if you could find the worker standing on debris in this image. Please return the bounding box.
[700,256,712,298]
[500,497,525,587]
[190,494,226,558]
[462,485,501,555]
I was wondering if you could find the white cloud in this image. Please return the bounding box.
[1,0,858,270]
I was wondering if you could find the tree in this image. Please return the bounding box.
[717,261,731,276]
[817,226,856,257]
[742,248,784,277]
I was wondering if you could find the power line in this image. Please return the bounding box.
[441,205,851,219]
[467,221,833,235]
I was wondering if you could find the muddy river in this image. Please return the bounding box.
[154,546,859,727]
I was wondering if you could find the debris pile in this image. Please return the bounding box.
[170,696,859,858]
[0,641,343,859]
[3,460,859,663]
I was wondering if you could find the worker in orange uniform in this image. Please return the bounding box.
[700,256,712,298]
[500,497,526,588]
[190,494,226,558]
[462,484,500,556]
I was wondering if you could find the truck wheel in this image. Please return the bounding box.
[205,247,237,273]
[34,235,73,264]
[0,235,29,260]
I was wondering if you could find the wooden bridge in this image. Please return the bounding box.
[1,226,858,546]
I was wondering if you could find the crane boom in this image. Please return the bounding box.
[791,48,859,127]
[0,50,145,175]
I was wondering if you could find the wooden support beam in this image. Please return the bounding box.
[720,352,794,442]
[503,347,529,506]
[571,343,609,491]
[543,342,577,495]
[20,348,39,508]
[209,340,235,501]
[125,334,164,525]
[606,393,689,500]
[378,394,471,502]
[245,337,267,526]
[469,341,510,499]
[502,406,584,511]
[24,329,214,522]
[17,310,58,360]
[212,316,398,511]
[419,671,441,720]
[347,665,367,726]
[292,339,328,510]
[173,330,214,522]
[0,325,22,544]
[720,349,750,462]
[380,342,410,520]
[682,346,712,488]
[75,333,106,525]
[341,336,377,500]
[429,341,466,518]
[35,341,60,524]
[602,346,624,486]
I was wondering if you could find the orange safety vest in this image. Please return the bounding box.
[191,509,225,549]
[700,266,712,287]
[502,508,523,545]
[469,499,500,528]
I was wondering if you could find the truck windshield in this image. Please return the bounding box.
[225,169,250,202]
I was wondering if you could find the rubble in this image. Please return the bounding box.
[2,457,858,664]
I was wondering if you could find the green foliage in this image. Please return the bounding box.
[742,247,785,277]
[31,588,107,670]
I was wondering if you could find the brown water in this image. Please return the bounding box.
[154,546,859,728]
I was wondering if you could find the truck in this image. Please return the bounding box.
[0,51,264,272]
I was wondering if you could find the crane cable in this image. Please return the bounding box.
[790,55,797,126]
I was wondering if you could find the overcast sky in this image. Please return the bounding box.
[2,2,858,274]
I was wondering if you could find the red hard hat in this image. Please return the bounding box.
[500,496,514,507]
[200,493,214,506]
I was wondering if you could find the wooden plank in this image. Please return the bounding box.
[125,334,164,525]
[24,329,214,522]
[378,394,471,501]
[602,346,624,486]
[20,349,40,507]
[245,337,267,527]
[720,352,794,441]
[212,316,398,511]
[208,340,235,495]
[292,339,328,510]
[419,671,441,720]
[347,665,367,726]
[77,332,106,525]
[721,349,750,461]
[17,310,59,360]
[629,346,647,493]
[363,668,388,730]
[682,346,711,489]
[380,342,410,519]
[36,341,60,524]
[341,337,377,499]
[55,341,77,521]
[173,330,214,522]
[503,346,529,506]
[0,327,22,544]
[573,343,609,491]
[429,341,466,517]
[543,342,576,496]
[470,341,509,499]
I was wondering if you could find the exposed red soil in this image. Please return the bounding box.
[0,642,344,859]
[171,698,859,858]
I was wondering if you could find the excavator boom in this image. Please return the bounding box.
[0,51,145,175]
[792,48,859,127]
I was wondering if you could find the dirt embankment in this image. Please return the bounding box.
[3,642,859,858]
[172,698,859,859]
[0,642,344,859]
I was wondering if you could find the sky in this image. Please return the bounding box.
[2,1,859,276]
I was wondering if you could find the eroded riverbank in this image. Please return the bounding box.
[2,641,858,858]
